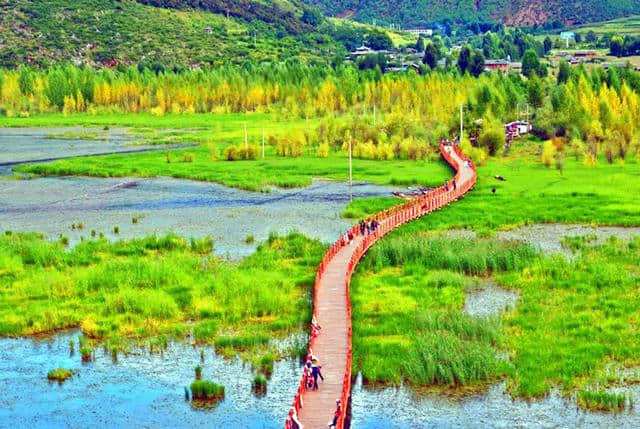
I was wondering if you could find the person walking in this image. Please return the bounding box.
[311,359,323,390]
[359,220,366,236]
[453,178,457,191]
[328,399,342,428]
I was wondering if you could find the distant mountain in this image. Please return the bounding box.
[0,0,337,68]
[302,0,640,27]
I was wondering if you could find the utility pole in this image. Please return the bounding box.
[459,104,464,143]
[349,135,353,202]
[262,128,265,159]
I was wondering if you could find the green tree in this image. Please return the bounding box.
[522,49,540,77]
[18,65,35,95]
[586,31,597,43]
[469,50,485,77]
[610,36,624,57]
[366,30,393,51]
[543,37,553,54]
[527,74,544,108]
[422,42,440,69]
[557,59,570,84]
[457,46,471,74]
[416,37,425,52]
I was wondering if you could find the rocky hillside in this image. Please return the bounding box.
[303,0,640,27]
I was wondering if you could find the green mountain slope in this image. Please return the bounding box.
[303,0,640,27]
[0,0,336,68]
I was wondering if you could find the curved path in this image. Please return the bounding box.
[286,143,477,428]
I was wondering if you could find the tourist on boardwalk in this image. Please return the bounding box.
[328,399,342,428]
[289,408,303,429]
[347,230,354,243]
[304,360,313,390]
[311,359,323,390]
[445,181,449,192]
[453,179,457,191]
[359,220,366,236]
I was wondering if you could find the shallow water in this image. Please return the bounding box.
[0,128,398,257]
[496,224,640,255]
[0,127,138,167]
[350,375,640,428]
[0,330,299,428]
[463,282,519,318]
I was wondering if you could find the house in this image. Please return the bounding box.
[350,45,375,58]
[509,62,522,71]
[485,59,510,72]
[505,121,532,136]
[574,51,599,59]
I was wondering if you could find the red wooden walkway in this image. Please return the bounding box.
[286,143,477,428]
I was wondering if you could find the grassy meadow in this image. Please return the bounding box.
[345,139,640,231]
[12,113,452,191]
[351,232,640,409]
[0,231,325,360]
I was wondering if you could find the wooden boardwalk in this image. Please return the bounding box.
[286,144,477,429]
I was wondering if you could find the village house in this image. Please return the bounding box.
[485,59,510,73]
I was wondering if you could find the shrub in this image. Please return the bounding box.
[181,152,195,163]
[224,144,259,161]
[541,140,557,167]
[316,141,330,158]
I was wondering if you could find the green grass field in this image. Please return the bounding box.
[12,113,452,191]
[345,141,640,231]
[351,232,640,409]
[0,231,324,361]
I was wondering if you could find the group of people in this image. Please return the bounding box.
[359,219,378,236]
[303,351,324,391]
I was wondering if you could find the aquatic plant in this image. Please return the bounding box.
[47,368,73,382]
[69,339,74,354]
[91,230,96,238]
[113,226,120,234]
[194,365,202,380]
[252,374,267,396]
[578,390,631,412]
[256,354,274,377]
[78,335,92,362]
[190,380,225,400]
[59,235,69,246]
[244,235,255,244]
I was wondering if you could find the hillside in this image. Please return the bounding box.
[303,0,640,28]
[0,0,337,68]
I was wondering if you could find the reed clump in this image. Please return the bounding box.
[190,380,225,400]
[47,368,73,382]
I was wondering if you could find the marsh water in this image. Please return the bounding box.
[0,331,299,428]
[0,128,397,258]
[2,128,640,427]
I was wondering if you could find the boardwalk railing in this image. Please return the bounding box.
[286,143,477,429]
